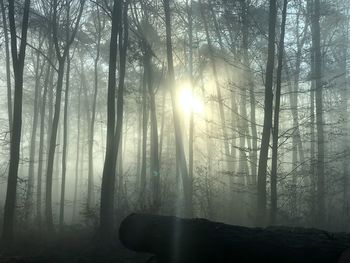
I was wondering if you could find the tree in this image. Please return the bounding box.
[2,0,31,243]
[86,5,105,211]
[139,59,148,205]
[199,0,232,175]
[310,0,325,228]
[59,50,71,232]
[143,45,161,210]
[270,0,288,225]
[45,0,85,232]
[36,40,54,227]
[135,18,161,211]
[72,79,82,223]
[239,0,258,185]
[187,0,194,217]
[100,0,128,240]
[256,0,277,226]
[163,0,193,217]
[25,37,44,223]
[286,6,308,218]
[0,0,12,130]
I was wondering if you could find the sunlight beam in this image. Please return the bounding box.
[178,83,203,115]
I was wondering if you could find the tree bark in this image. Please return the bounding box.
[25,44,44,222]
[341,7,349,228]
[100,0,128,240]
[187,0,194,217]
[36,57,50,228]
[163,0,192,217]
[120,213,350,263]
[306,0,317,219]
[256,0,277,226]
[270,0,288,225]
[72,82,82,223]
[0,0,12,130]
[2,0,30,243]
[285,8,308,220]
[239,0,258,185]
[46,59,64,231]
[310,0,325,228]
[59,53,71,232]
[144,52,160,210]
[100,0,121,239]
[199,0,232,174]
[45,0,84,232]
[136,68,143,185]
[139,66,148,205]
[87,5,103,211]
[238,0,250,186]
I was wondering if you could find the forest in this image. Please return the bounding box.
[0,0,350,262]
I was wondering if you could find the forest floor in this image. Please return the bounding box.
[0,228,150,263]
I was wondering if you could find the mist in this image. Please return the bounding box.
[0,0,350,262]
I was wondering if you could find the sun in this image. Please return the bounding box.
[178,83,204,115]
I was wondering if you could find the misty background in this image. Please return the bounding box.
[0,0,349,242]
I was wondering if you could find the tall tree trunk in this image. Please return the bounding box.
[308,23,316,221]
[87,7,103,211]
[115,127,124,210]
[100,1,120,237]
[139,67,148,205]
[47,64,54,156]
[59,54,70,232]
[80,54,94,211]
[285,9,308,220]
[199,70,214,219]
[270,0,288,225]
[0,0,12,130]
[236,1,250,185]
[158,90,166,165]
[256,0,277,226]
[114,1,128,213]
[341,7,349,229]
[239,0,258,185]
[45,56,55,216]
[25,46,44,222]
[199,0,232,174]
[78,126,85,219]
[72,83,82,223]
[54,122,62,215]
[187,0,194,216]
[207,3,244,221]
[136,69,143,184]
[100,0,128,240]
[310,76,316,221]
[45,0,84,232]
[46,59,64,232]
[307,0,316,220]
[37,50,52,227]
[2,0,30,243]
[59,0,71,232]
[87,8,102,210]
[144,52,161,210]
[310,0,325,228]
[209,2,242,187]
[163,0,193,217]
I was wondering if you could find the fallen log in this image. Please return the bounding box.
[119,213,350,263]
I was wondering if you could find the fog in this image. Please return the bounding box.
[0,0,350,261]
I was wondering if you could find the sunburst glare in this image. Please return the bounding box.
[178,83,204,115]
